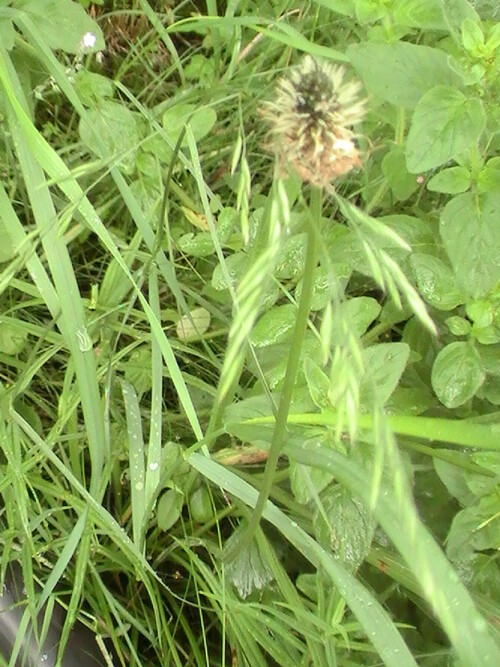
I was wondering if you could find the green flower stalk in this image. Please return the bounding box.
[226,57,366,563]
[261,55,366,187]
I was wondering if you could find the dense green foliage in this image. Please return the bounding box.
[1,0,500,665]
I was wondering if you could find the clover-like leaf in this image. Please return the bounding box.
[348,42,461,109]
[440,192,500,299]
[431,342,485,408]
[406,86,485,173]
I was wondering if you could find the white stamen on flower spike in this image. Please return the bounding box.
[261,55,366,187]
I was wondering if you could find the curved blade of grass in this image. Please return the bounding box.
[280,412,500,450]
[146,268,162,509]
[188,452,417,667]
[121,380,146,549]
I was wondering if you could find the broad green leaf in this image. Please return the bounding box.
[250,304,297,347]
[467,300,492,328]
[289,457,334,505]
[361,342,410,407]
[224,394,277,446]
[427,166,471,194]
[314,485,375,571]
[12,399,43,436]
[123,346,153,395]
[348,42,461,108]
[162,102,216,144]
[446,316,472,336]
[478,165,500,192]
[15,0,105,53]
[465,554,500,607]
[393,0,447,29]
[394,0,478,29]
[275,233,307,279]
[127,180,161,230]
[177,231,215,257]
[0,322,27,355]
[304,358,331,409]
[472,452,500,476]
[480,375,500,404]
[411,253,463,310]
[381,145,419,201]
[379,299,414,327]
[406,87,485,172]
[434,454,476,506]
[326,216,418,282]
[217,207,237,243]
[74,70,114,108]
[461,18,485,56]
[355,0,386,22]
[447,494,500,561]
[333,297,381,340]
[79,101,141,174]
[431,342,485,408]
[176,307,211,342]
[257,336,321,391]
[295,264,350,311]
[189,486,213,523]
[472,324,500,346]
[441,0,480,26]
[477,343,500,375]
[381,214,436,249]
[211,252,247,290]
[184,54,216,88]
[157,489,183,532]
[440,192,500,298]
[142,103,217,162]
[385,386,435,415]
[312,0,356,15]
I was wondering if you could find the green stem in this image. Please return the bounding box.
[225,186,321,561]
[248,411,500,451]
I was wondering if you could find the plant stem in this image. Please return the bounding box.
[225,186,321,561]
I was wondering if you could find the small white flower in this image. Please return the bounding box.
[81,32,97,50]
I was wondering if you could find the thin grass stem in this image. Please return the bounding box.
[225,186,321,561]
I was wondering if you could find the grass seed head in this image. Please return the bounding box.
[261,55,366,187]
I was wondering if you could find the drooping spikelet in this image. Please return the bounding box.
[261,55,366,187]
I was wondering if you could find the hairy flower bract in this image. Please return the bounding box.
[261,55,366,187]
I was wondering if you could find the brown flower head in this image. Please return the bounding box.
[261,55,366,187]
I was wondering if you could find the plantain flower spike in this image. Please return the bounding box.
[261,55,366,188]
